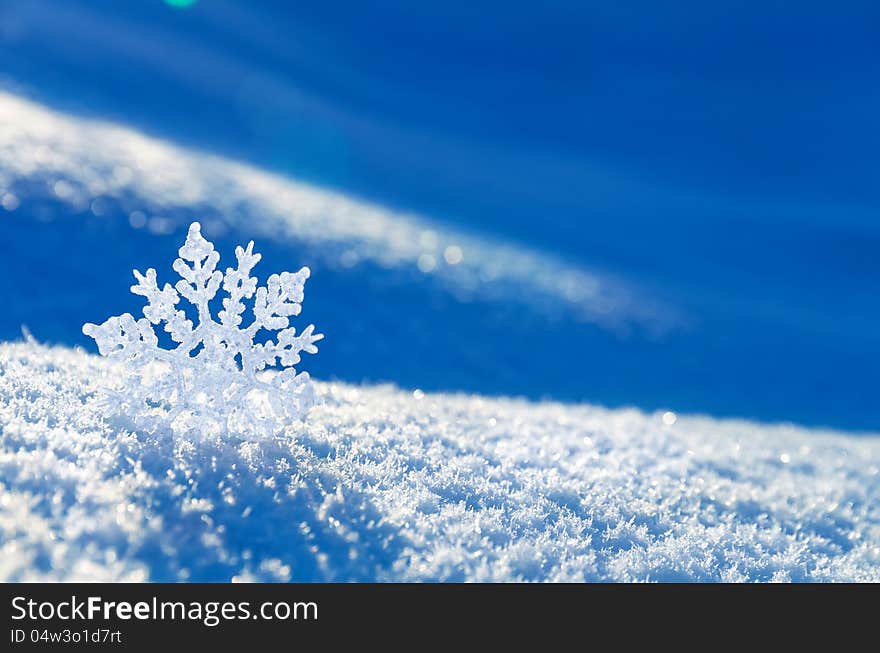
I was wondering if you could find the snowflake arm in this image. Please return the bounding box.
[172,222,223,324]
[276,324,324,367]
[82,313,157,360]
[219,241,261,328]
[131,268,193,343]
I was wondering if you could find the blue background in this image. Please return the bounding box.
[1,1,878,430]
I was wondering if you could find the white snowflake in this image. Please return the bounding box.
[83,222,323,439]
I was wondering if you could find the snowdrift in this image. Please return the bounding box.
[2,342,879,582]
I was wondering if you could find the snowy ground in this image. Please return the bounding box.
[2,341,879,582]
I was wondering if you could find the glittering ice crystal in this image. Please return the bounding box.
[83,222,323,438]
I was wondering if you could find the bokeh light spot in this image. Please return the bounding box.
[417,254,436,274]
[164,0,197,9]
[444,245,464,265]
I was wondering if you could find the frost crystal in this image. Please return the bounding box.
[83,222,323,439]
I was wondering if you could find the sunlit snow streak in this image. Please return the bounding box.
[0,91,677,332]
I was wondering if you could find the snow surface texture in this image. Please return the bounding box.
[0,91,674,332]
[83,222,322,439]
[2,341,879,582]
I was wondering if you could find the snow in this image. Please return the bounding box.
[83,222,322,439]
[2,341,879,582]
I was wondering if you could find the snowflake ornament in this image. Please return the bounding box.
[83,222,323,439]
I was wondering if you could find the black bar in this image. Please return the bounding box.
[1,583,874,649]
